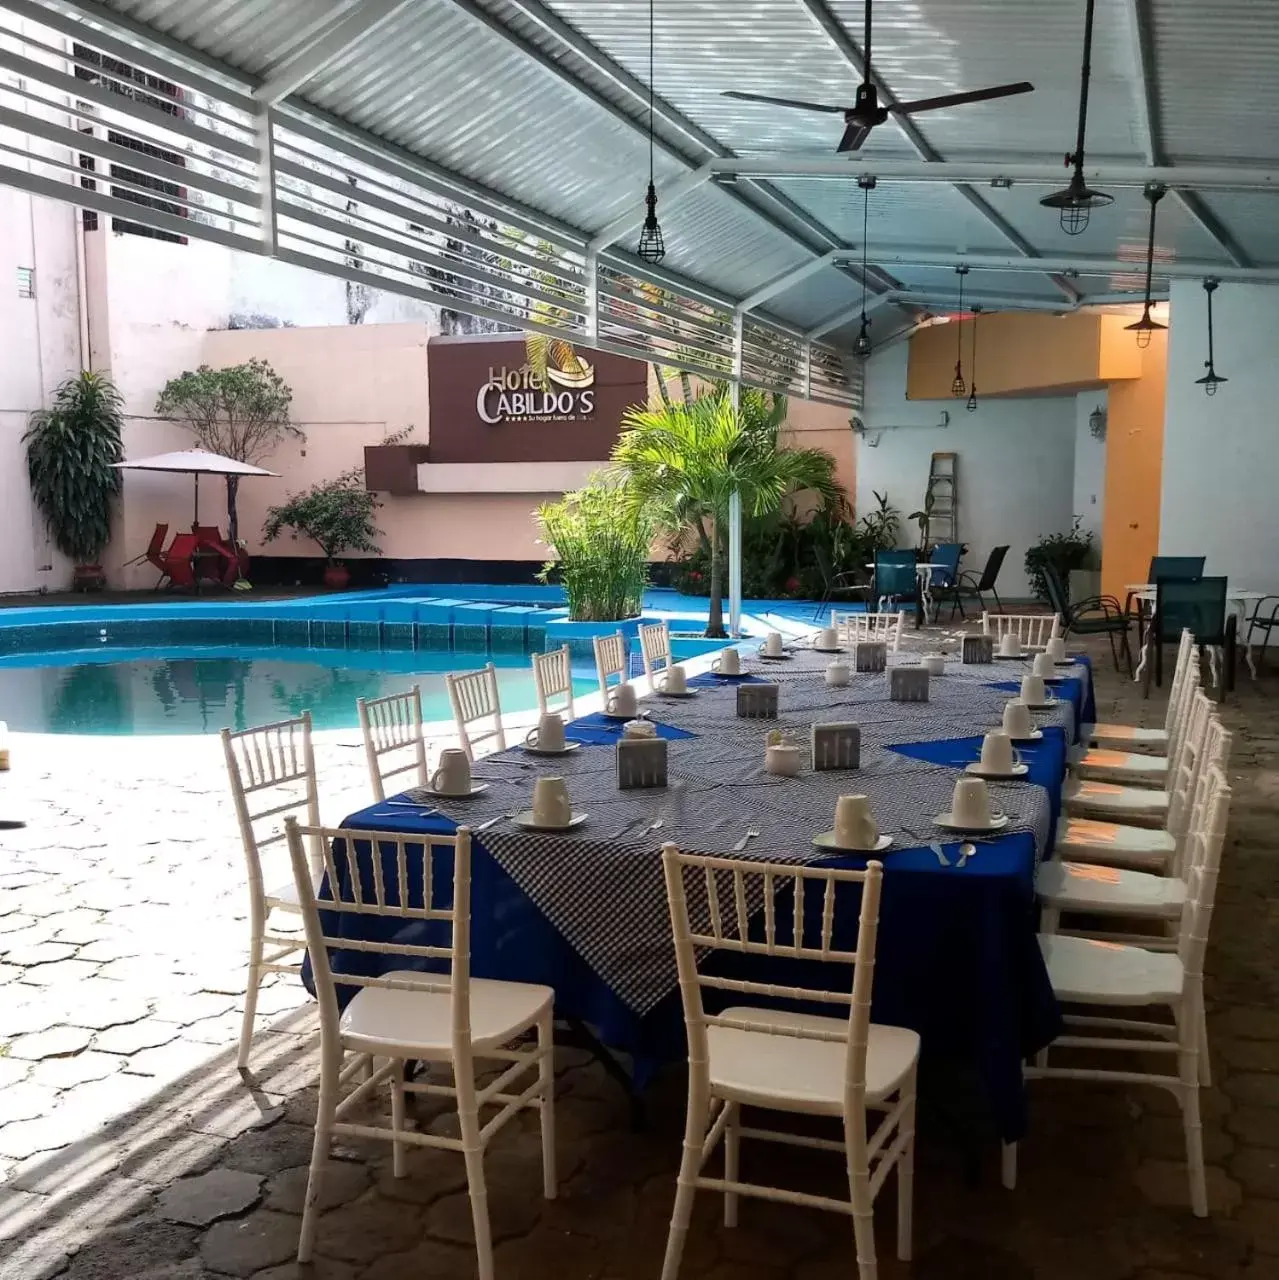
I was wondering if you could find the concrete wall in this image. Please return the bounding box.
[1160,280,1279,594]
[859,342,1078,600]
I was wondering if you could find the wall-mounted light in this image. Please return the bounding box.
[1088,404,1106,440]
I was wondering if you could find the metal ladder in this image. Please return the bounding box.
[926,452,958,543]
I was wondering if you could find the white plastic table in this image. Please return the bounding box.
[1126,583,1268,683]
[866,562,948,626]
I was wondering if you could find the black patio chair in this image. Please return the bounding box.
[946,544,1008,620]
[1151,577,1234,694]
[1244,596,1279,674]
[811,541,869,621]
[1043,562,1135,674]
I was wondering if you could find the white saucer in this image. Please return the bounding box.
[1004,728,1044,742]
[933,811,1010,833]
[657,688,698,698]
[964,763,1030,780]
[424,782,489,798]
[710,669,744,678]
[757,650,792,660]
[602,709,641,720]
[522,741,582,756]
[812,832,893,853]
[812,645,846,654]
[993,652,1029,661]
[513,810,588,831]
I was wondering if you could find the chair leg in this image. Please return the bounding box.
[297,1046,338,1262]
[991,587,1004,615]
[458,1084,495,1280]
[238,917,264,1071]
[1000,1141,1018,1191]
[537,1012,557,1200]
[661,1083,709,1280]
[844,1112,877,1280]
[723,1102,739,1228]
[1180,1041,1209,1218]
[1106,628,1121,672]
[1195,986,1213,1088]
[896,1074,916,1263]
[390,1070,407,1179]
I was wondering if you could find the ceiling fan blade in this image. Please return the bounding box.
[721,89,850,115]
[891,81,1034,115]
[837,122,872,153]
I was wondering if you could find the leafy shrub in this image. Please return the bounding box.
[1025,517,1096,604]
[262,467,382,563]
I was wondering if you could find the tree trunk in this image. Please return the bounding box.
[706,533,726,638]
[651,363,673,410]
[226,475,240,549]
[678,370,694,404]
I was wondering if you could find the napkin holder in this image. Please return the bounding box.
[616,737,668,789]
[890,667,930,703]
[736,683,779,719]
[853,641,887,673]
[811,722,861,771]
[962,635,994,664]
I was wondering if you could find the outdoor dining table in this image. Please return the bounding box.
[1127,581,1269,682]
[305,645,1096,1144]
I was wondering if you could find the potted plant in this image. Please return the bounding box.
[262,466,382,589]
[1024,517,1096,605]
[24,371,126,591]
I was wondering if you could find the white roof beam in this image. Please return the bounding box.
[1123,0,1250,268]
[793,0,1078,304]
[736,252,839,312]
[253,0,415,105]
[805,293,896,341]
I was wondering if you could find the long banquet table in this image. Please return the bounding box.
[306,644,1096,1142]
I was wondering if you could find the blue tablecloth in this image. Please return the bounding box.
[564,711,696,745]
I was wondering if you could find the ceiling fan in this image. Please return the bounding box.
[722,0,1033,153]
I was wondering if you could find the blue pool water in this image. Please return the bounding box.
[0,645,598,736]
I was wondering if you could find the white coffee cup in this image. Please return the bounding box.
[1032,653,1054,679]
[1020,673,1047,706]
[979,731,1021,775]
[607,682,637,716]
[623,719,656,739]
[922,654,945,676]
[765,742,802,777]
[826,660,851,687]
[763,631,784,657]
[998,632,1022,658]
[712,648,741,676]
[1050,616,1063,640]
[1002,698,1034,739]
[431,747,471,796]
[951,776,993,827]
[525,712,565,752]
[815,626,839,651]
[531,776,571,828]
[658,664,687,695]
[834,794,878,850]
[1045,636,1067,662]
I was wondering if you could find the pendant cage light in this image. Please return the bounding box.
[966,305,981,412]
[852,176,876,358]
[636,0,666,264]
[951,266,968,396]
[1125,182,1168,348]
[1040,0,1113,234]
[1195,278,1228,396]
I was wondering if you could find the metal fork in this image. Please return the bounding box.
[732,826,760,852]
[474,812,516,833]
[900,826,949,867]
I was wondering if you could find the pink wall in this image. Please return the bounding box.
[104,319,856,585]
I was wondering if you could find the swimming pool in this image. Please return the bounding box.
[0,645,599,735]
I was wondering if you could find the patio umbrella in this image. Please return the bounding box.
[113,449,280,542]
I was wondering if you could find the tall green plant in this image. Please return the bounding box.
[1025,517,1096,604]
[262,466,382,564]
[613,386,843,637]
[537,475,652,622]
[25,370,125,570]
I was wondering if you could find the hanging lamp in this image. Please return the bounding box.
[1125,182,1167,348]
[951,266,968,396]
[966,305,981,412]
[1195,278,1228,396]
[853,176,876,358]
[1040,0,1113,234]
[636,0,666,263]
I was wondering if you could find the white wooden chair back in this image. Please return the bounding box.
[662,846,884,1102]
[1165,631,1201,740]
[1175,775,1230,984]
[445,662,507,761]
[532,645,575,720]
[222,714,322,890]
[835,610,905,653]
[357,685,427,802]
[1167,698,1228,844]
[982,612,1061,650]
[1172,755,1231,880]
[639,621,673,682]
[286,819,473,1061]
[593,630,629,700]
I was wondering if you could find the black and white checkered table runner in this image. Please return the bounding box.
[403,646,1072,1017]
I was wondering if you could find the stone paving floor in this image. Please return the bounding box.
[1,633,1277,1280]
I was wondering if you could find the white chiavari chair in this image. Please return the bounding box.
[285,820,555,1280]
[221,713,321,1069]
[639,620,674,684]
[531,645,575,720]
[357,684,427,802]
[981,612,1060,650]
[833,610,906,653]
[1005,779,1230,1218]
[660,847,918,1280]
[446,662,507,761]
[1088,628,1196,754]
[593,630,629,700]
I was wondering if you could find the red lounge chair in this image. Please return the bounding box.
[162,532,199,590]
[124,523,170,585]
[194,527,240,587]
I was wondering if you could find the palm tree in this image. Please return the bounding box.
[613,385,844,637]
